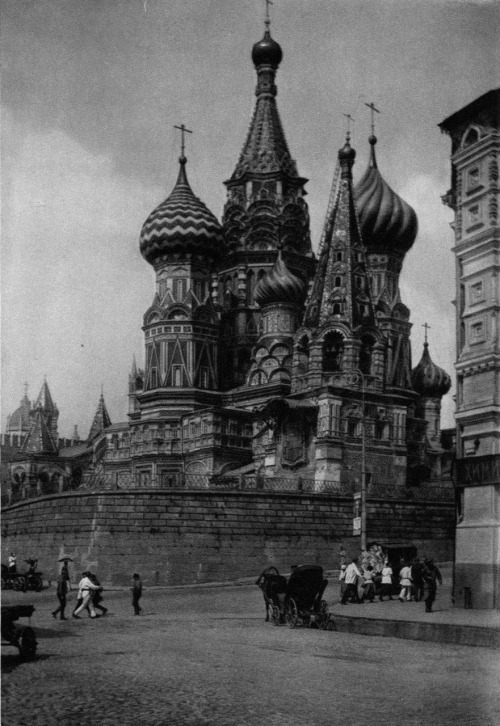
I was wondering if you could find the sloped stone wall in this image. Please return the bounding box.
[1,490,455,586]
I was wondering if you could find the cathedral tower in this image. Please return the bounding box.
[136,150,225,423]
[219,19,314,389]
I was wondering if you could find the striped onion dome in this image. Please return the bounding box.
[254,248,306,307]
[140,156,225,265]
[354,136,418,254]
[411,342,451,398]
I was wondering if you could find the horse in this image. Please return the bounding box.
[255,566,287,622]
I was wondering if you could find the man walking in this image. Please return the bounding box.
[340,557,362,604]
[52,567,71,620]
[72,571,101,619]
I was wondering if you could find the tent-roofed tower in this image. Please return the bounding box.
[219,13,315,390]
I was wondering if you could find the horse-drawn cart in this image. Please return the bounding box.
[1,605,38,659]
[256,565,333,630]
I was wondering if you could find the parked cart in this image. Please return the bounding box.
[1,605,38,659]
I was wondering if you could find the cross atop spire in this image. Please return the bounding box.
[364,101,380,136]
[265,0,273,31]
[343,113,355,137]
[422,322,431,344]
[174,124,193,159]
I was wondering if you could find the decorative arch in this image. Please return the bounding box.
[322,330,345,373]
[462,125,480,148]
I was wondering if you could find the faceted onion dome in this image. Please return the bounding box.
[140,157,225,265]
[411,342,452,398]
[252,29,283,68]
[254,248,306,307]
[354,136,418,253]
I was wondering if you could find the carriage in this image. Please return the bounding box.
[1,605,38,659]
[257,565,333,630]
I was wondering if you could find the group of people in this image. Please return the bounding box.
[339,554,442,613]
[52,563,143,620]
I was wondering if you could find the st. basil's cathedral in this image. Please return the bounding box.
[3,22,454,505]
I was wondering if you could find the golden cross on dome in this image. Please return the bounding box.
[174,124,193,157]
[265,0,273,30]
[422,322,431,344]
[364,101,380,135]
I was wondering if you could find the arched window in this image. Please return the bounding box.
[333,303,342,315]
[463,127,479,148]
[336,252,343,262]
[322,331,344,372]
[334,276,342,287]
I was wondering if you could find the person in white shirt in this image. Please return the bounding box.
[338,564,347,599]
[8,553,16,574]
[379,562,394,601]
[340,557,362,604]
[72,572,101,618]
[399,562,413,601]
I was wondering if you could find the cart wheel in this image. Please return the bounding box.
[271,603,281,626]
[286,598,299,629]
[326,617,335,631]
[13,576,26,592]
[18,627,37,660]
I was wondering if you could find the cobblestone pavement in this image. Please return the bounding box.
[2,584,499,726]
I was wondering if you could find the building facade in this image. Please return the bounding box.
[4,24,455,559]
[440,88,500,609]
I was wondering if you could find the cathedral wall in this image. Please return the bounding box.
[2,490,454,586]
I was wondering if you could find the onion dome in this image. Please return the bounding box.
[252,30,283,68]
[411,342,451,398]
[254,248,306,307]
[354,136,418,253]
[140,156,225,265]
[6,390,32,434]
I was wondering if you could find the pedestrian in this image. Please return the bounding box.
[411,557,424,602]
[340,557,362,604]
[52,568,71,620]
[398,561,413,602]
[131,573,143,615]
[88,572,108,616]
[339,545,347,568]
[361,565,376,603]
[8,552,17,574]
[339,564,347,599]
[379,561,394,601]
[72,571,101,619]
[422,558,442,613]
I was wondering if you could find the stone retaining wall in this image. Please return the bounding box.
[1,490,455,586]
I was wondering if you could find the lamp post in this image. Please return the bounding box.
[345,369,367,552]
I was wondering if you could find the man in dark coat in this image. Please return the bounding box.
[52,568,71,620]
[411,557,424,602]
[422,558,442,613]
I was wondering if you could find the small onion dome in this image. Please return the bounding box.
[354,136,418,253]
[338,134,356,163]
[140,157,225,265]
[6,393,31,433]
[252,30,283,68]
[411,342,451,398]
[254,249,306,307]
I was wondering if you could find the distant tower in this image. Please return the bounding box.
[219,17,314,389]
[6,384,32,440]
[439,88,500,610]
[88,390,112,441]
[21,379,59,454]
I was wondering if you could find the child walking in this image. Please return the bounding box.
[131,573,143,615]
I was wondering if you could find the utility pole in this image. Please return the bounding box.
[346,369,367,551]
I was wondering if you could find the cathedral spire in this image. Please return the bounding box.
[88,390,112,441]
[303,134,374,330]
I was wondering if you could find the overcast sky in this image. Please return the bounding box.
[1,0,497,437]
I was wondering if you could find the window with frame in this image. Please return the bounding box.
[469,281,484,305]
[470,321,484,343]
[467,204,481,227]
[466,167,480,192]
